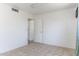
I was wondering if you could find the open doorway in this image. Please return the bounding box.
[28,18,35,43]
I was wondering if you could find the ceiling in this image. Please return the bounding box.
[7,3,77,15]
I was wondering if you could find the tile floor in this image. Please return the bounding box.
[0,42,75,56]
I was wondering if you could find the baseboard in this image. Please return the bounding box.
[33,41,75,50]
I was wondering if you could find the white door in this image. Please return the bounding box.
[76,5,79,55]
[34,18,43,43]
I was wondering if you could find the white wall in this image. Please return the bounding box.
[34,7,77,49]
[0,4,32,53]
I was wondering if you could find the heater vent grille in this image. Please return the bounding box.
[12,8,19,13]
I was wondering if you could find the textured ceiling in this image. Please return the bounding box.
[7,3,77,15]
